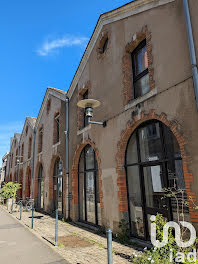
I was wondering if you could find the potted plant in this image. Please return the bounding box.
[0,182,21,210]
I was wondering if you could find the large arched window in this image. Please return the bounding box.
[53,157,63,215]
[78,145,101,225]
[38,164,44,210]
[125,120,187,240]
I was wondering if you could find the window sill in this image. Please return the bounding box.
[124,88,157,111]
[77,124,91,135]
[52,142,60,147]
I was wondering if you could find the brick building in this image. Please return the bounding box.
[4,0,198,242]
[33,87,66,215]
[7,133,21,183]
[67,0,198,239]
[18,117,37,199]
[0,152,9,186]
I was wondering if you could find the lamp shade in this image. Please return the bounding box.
[77,99,101,109]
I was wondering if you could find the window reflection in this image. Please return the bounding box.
[53,158,63,215]
[78,145,101,225]
[125,121,186,240]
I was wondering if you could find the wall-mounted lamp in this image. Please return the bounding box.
[77,99,107,127]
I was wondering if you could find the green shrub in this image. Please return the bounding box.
[0,182,21,199]
[115,219,130,243]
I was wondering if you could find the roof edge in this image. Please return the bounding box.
[67,0,175,98]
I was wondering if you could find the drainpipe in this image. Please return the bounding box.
[182,0,198,111]
[7,153,11,182]
[31,128,36,199]
[65,95,70,219]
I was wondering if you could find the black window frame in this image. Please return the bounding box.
[53,157,63,216]
[38,164,44,210]
[78,145,99,226]
[125,120,184,241]
[131,39,149,99]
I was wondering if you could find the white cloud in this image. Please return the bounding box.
[37,35,89,56]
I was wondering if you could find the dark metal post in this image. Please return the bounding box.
[107,228,113,264]
[31,128,36,199]
[65,96,70,219]
[182,0,198,111]
[11,199,13,214]
[7,200,8,210]
[55,209,58,246]
[31,204,34,229]
[20,203,22,220]
[3,198,4,206]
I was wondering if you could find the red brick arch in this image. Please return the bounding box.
[72,140,103,209]
[116,109,198,222]
[34,161,44,200]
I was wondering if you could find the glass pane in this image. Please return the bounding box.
[167,160,185,189]
[163,125,181,159]
[126,133,138,165]
[86,172,96,224]
[85,146,95,170]
[58,160,63,176]
[53,177,57,210]
[79,173,85,221]
[167,160,189,222]
[96,171,102,226]
[40,180,44,209]
[127,166,144,237]
[134,73,149,98]
[143,166,167,209]
[134,45,148,75]
[58,177,63,214]
[138,122,163,162]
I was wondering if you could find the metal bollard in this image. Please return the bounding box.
[7,200,8,210]
[19,203,22,220]
[3,198,4,206]
[107,228,113,264]
[55,209,58,246]
[11,199,13,214]
[31,205,34,229]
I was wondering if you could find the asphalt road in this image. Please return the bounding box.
[0,207,69,264]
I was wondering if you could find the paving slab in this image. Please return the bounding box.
[0,206,70,264]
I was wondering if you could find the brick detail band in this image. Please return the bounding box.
[116,109,197,223]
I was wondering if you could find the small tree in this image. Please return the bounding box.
[0,182,21,199]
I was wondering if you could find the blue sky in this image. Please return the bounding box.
[0,0,132,162]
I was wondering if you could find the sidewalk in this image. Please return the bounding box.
[2,204,141,264]
[0,206,69,264]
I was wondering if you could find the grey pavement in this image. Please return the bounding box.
[0,207,70,264]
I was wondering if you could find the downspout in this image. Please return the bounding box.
[182,0,198,111]
[7,153,11,182]
[31,127,36,199]
[65,95,70,219]
[17,145,20,183]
